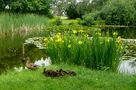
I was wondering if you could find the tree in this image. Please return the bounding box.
[65,0,91,19]
[96,0,136,26]
[0,0,11,11]
[76,1,91,18]
[89,0,108,11]
[0,0,53,17]
[51,0,67,16]
[51,0,77,16]
[66,3,78,19]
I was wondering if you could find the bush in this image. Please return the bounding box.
[96,0,136,26]
[76,18,82,25]
[54,18,62,26]
[82,13,95,26]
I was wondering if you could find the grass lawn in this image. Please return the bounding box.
[0,64,136,90]
[49,16,78,25]
[62,19,78,25]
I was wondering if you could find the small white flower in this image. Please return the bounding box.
[14,67,23,72]
[5,5,9,9]
[34,57,52,66]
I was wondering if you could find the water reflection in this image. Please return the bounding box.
[118,58,136,75]
[0,56,23,74]
[101,27,136,39]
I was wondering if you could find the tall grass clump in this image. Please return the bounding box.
[45,30,124,71]
[0,13,48,68]
[0,13,48,58]
[0,13,49,73]
[0,13,48,30]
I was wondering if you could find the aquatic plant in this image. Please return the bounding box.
[45,31,124,71]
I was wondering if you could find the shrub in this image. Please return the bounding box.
[76,18,82,25]
[96,0,136,26]
[82,13,95,26]
[51,17,62,26]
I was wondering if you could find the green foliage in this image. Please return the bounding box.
[76,18,82,25]
[0,0,53,17]
[50,17,62,25]
[82,13,95,26]
[66,0,91,19]
[65,3,78,19]
[81,13,105,26]
[0,0,4,11]
[91,0,108,11]
[0,13,48,59]
[96,0,136,26]
[51,0,67,16]
[0,13,50,74]
[45,31,124,71]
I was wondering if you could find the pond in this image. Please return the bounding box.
[0,44,46,74]
[101,27,136,39]
[0,27,136,74]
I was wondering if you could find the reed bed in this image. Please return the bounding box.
[45,31,124,71]
[0,13,49,62]
[0,13,50,74]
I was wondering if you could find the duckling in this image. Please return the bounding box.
[58,69,68,75]
[59,69,76,76]
[66,70,76,76]
[43,68,63,77]
[25,57,38,70]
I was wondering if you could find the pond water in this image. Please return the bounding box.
[0,27,136,74]
[101,27,136,39]
[0,43,46,74]
[0,56,23,74]
[118,58,136,75]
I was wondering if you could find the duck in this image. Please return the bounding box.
[58,69,76,76]
[66,70,76,76]
[43,68,64,77]
[57,69,68,75]
[25,57,38,70]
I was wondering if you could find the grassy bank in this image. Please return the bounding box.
[0,64,136,90]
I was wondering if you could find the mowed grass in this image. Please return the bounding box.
[0,64,136,90]
[49,16,78,25]
[62,19,78,25]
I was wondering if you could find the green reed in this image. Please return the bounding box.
[0,13,48,59]
[46,30,124,71]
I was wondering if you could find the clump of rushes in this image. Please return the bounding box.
[45,30,124,71]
